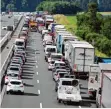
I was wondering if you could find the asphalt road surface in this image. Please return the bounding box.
[1,15,20,39]
[1,31,96,108]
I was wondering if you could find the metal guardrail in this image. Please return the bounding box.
[0,15,23,106]
[0,15,23,50]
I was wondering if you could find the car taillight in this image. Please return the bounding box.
[20,85,24,87]
[8,85,11,86]
[5,76,8,79]
[88,91,92,94]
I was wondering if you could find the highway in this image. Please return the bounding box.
[1,15,20,39]
[1,31,96,108]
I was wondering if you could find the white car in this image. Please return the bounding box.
[48,53,63,63]
[7,65,22,75]
[57,78,82,103]
[6,79,24,94]
[48,60,55,70]
[54,61,65,68]
[5,73,21,84]
[2,26,7,30]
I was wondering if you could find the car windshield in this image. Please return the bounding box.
[10,67,19,71]
[16,42,24,46]
[47,48,56,52]
[62,81,72,86]
[57,69,67,73]
[51,55,62,59]
[47,17,53,20]
[10,81,21,85]
[8,73,18,77]
[59,73,67,78]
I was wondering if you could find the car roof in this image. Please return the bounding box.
[58,72,68,74]
[55,61,65,64]
[9,79,22,82]
[59,78,74,81]
[45,45,56,48]
[15,38,24,42]
[51,53,62,56]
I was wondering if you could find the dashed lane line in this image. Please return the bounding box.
[40,103,42,108]
[38,90,40,95]
[79,106,81,108]
[36,72,38,75]
[37,80,39,83]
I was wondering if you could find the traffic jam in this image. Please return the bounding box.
[4,12,111,108]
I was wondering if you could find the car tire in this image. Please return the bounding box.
[6,91,9,94]
[57,98,61,103]
[55,88,57,92]
[21,92,24,95]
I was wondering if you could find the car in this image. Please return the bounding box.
[48,60,55,70]
[11,58,23,66]
[48,53,63,63]
[53,71,69,82]
[11,57,24,65]
[2,26,7,30]
[14,53,26,63]
[5,73,21,85]
[30,26,37,32]
[6,79,24,94]
[7,65,22,75]
[53,61,65,68]
[14,50,26,58]
[52,66,67,74]
[57,78,82,104]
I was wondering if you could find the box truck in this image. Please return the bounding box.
[88,64,101,99]
[100,73,111,108]
[65,41,94,78]
[96,63,111,108]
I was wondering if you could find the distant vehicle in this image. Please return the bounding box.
[6,79,24,94]
[2,26,7,30]
[57,78,82,104]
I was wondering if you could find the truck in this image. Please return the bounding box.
[56,34,78,55]
[100,73,111,108]
[96,63,111,108]
[64,41,94,79]
[88,64,101,99]
[29,20,37,32]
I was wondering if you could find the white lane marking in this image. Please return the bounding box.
[36,65,38,68]
[38,90,40,95]
[79,106,81,108]
[36,72,38,75]
[37,80,39,83]
[40,103,42,108]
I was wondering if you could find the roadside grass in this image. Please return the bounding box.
[54,14,108,57]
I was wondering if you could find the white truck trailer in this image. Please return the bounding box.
[65,41,95,79]
[100,73,111,108]
[96,63,111,108]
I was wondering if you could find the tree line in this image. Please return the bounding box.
[76,2,111,56]
[1,0,111,12]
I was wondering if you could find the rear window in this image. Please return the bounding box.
[62,81,72,86]
[55,63,65,67]
[51,55,62,59]
[8,73,18,77]
[51,61,55,64]
[16,42,24,46]
[10,81,21,85]
[47,48,56,52]
[10,67,19,71]
[59,73,66,78]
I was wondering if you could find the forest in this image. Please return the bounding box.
[1,0,111,12]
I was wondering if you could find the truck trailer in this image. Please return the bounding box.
[65,41,95,79]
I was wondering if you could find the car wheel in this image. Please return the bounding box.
[21,92,24,95]
[6,91,9,94]
[55,88,57,92]
[57,98,61,103]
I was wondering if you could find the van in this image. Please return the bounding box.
[14,38,25,51]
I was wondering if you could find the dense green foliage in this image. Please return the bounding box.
[76,2,111,56]
[37,1,82,14]
[1,0,111,12]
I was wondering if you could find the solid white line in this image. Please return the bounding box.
[38,90,40,95]
[79,106,81,108]
[40,103,42,108]
[37,80,39,83]
[36,72,38,75]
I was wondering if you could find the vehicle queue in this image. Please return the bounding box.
[3,12,111,108]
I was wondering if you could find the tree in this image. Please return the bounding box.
[6,3,15,12]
